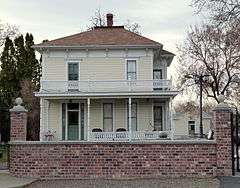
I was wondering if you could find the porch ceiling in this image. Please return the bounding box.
[35,91,178,99]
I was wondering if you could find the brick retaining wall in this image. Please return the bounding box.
[10,141,217,179]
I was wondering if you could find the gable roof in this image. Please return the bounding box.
[34,26,162,48]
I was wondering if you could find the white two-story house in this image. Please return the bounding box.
[34,14,178,141]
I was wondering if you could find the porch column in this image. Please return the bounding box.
[169,97,174,140]
[40,98,44,141]
[40,99,49,141]
[128,97,132,141]
[87,98,90,141]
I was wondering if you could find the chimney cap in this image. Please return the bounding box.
[42,39,49,43]
[107,13,113,17]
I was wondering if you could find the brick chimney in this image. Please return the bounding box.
[107,13,113,27]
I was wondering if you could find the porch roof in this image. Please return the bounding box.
[35,90,178,99]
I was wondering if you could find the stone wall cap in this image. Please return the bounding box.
[9,140,217,145]
[213,95,232,112]
[10,106,28,112]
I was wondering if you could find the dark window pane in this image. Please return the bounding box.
[68,111,79,125]
[80,103,84,140]
[153,70,162,79]
[68,63,79,81]
[68,110,79,140]
[127,60,136,80]
[103,103,113,131]
[68,103,79,110]
[103,104,113,118]
[188,121,195,135]
[62,103,66,140]
[103,119,113,132]
[154,106,163,131]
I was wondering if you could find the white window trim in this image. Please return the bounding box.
[188,120,196,135]
[101,100,115,132]
[60,100,87,141]
[125,59,138,80]
[66,60,81,81]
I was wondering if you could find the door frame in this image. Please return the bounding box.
[152,102,165,131]
[60,101,86,140]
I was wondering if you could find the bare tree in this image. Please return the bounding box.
[177,24,240,103]
[87,8,106,29]
[124,20,141,34]
[192,0,240,25]
[87,8,141,34]
[0,20,19,47]
[174,100,214,116]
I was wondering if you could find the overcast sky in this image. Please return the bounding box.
[1,0,202,95]
[1,0,202,51]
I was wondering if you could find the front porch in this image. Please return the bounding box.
[40,97,174,142]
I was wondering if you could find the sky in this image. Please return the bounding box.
[1,0,203,101]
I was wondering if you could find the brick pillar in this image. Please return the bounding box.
[10,98,28,141]
[213,95,232,176]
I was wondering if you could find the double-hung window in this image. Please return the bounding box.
[103,103,113,132]
[153,69,163,80]
[127,60,137,80]
[68,62,79,81]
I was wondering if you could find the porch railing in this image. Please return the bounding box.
[88,131,171,141]
[40,80,172,93]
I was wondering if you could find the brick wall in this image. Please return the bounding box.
[9,98,232,179]
[9,142,217,179]
[10,112,27,141]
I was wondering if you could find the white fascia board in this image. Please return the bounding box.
[33,44,163,52]
[34,91,179,98]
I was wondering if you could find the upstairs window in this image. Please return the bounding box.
[68,62,79,81]
[127,60,137,80]
[153,69,163,80]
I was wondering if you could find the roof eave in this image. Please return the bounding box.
[33,44,163,52]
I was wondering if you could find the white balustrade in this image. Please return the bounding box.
[40,80,173,93]
[88,131,171,142]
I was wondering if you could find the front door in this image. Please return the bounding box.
[62,103,85,140]
[153,105,163,131]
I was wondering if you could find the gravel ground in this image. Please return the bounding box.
[26,178,220,188]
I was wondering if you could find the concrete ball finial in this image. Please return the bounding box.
[10,97,27,112]
[15,97,23,105]
[218,95,225,103]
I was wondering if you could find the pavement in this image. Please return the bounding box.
[0,170,240,188]
[25,178,220,188]
[0,171,36,188]
[219,176,240,188]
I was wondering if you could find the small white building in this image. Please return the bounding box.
[173,112,212,138]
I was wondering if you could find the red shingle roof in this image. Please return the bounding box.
[35,26,162,47]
